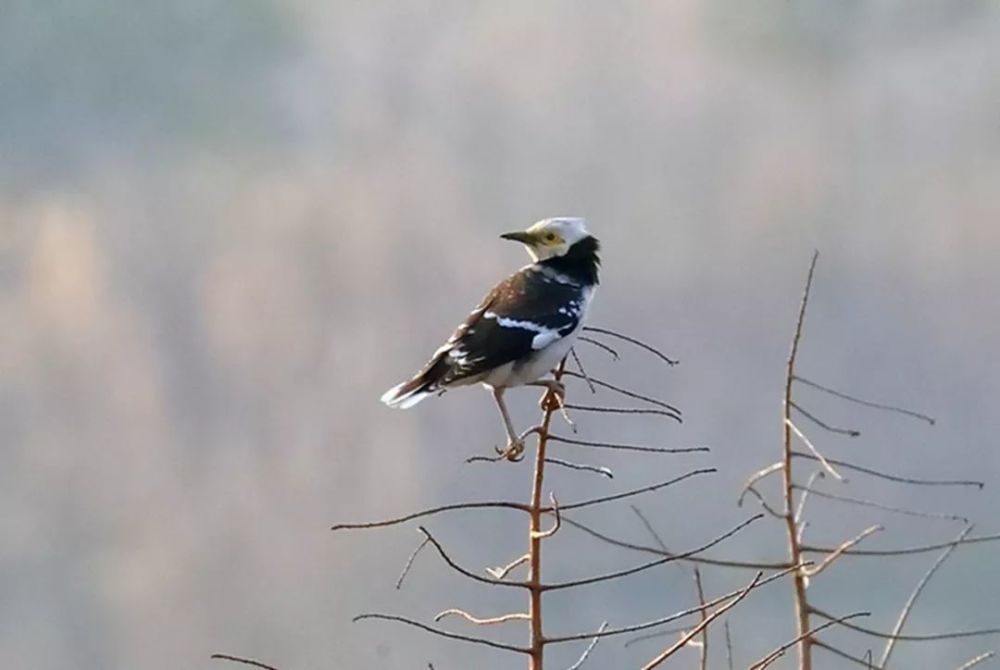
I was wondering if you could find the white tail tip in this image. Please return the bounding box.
[381,382,431,409]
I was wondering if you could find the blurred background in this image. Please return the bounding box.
[2,2,999,668]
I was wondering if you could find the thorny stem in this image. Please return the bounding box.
[783,250,819,670]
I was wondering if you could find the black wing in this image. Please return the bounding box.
[421,267,586,388]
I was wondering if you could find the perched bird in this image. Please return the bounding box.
[381,218,600,460]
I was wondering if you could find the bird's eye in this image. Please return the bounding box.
[546,233,557,242]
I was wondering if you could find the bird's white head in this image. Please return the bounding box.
[500,217,591,262]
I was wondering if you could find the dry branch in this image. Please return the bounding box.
[581,326,678,366]
[353,613,529,654]
[544,564,802,645]
[880,525,973,667]
[640,572,763,670]
[749,612,871,670]
[790,452,983,489]
[548,434,708,455]
[810,607,1000,641]
[793,375,936,425]
[541,515,761,592]
[211,654,282,670]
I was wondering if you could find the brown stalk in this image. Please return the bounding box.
[527,359,566,669]
[782,250,819,670]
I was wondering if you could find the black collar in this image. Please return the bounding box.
[540,236,600,286]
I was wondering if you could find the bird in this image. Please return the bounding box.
[381,217,600,460]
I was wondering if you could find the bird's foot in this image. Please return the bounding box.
[495,438,526,462]
[538,381,567,412]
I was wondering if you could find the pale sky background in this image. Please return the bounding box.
[2,2,1000,669]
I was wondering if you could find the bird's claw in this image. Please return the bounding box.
[495,438,526,462]
[538,381,567,412]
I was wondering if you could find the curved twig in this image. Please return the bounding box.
[640,572,763,669]
[419,526,529,589]
[211,655,281,670]
[561,371,682,415]
[881,525,974,667]
[549,434,708,455]
[556,468,715,513]
[791,452,983,489]
[811,607,1000,641]
[332,500,529,531]
[793,375,936,425]
[577,336,621,360]
[546,565,801,644]
[582,326,678,366]
[353,613,529,654]
[542,515,761,591]
[563,404,682,423]
[749,612,871,670]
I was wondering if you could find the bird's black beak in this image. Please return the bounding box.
[500,231,534,244]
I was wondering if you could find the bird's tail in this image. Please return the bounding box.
[380,357,449,409]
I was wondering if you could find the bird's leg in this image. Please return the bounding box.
[492,388,525,462]
[526,379,576,432]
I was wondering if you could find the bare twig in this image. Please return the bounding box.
[544,457,613,479]
[563,403,682,423]
[790,452,983,489]
[737,462,783,507]
[565,622,608,670]
[531,494,561,539]
[577,336,621,360]
[794,471,824,537]
[542,515,761,592]
[813,639,884,669]
[802,532,1000,557]
[956,652,995,670]
[741,485,785,520]
[787,419,844,481]
[749,612,871,670]
[545,565,802,644]
[353,613,529,654]
[434,609,530,626]
[694,566,709,670]
[568,348,597,395]
[211,654,281,670]
[418,526,528,589]
[561,371,682,415]
[332,500,529,531]
[627,504,709,667]
[556,468,715,513]
[791,401,861,437]
[561,516,794,570]
[549,434,708,455]
[881,525,974,667]
[803,525,882,578]
[582,326,678,366]
[793,375,936,425]
[487,554,530,581]
[396,535,431,590]
[725,621,734,670]
[792,485,968,523]
[811,607,1000,641]
[640,572,763,670]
